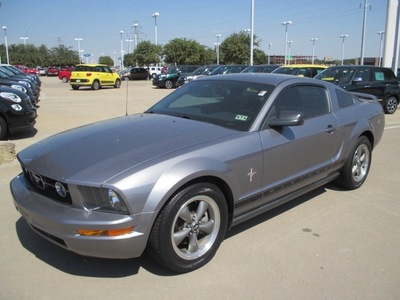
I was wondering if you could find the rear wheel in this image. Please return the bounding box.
[383,96,398,114]
[164,80,174,89]
[147,183,228,273]
[0,116,8,140]
[91,80,100,90]
[337,136,371,190]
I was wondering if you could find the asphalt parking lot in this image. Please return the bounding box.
[1,77,400,300]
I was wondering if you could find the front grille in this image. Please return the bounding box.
[23,168,72,205]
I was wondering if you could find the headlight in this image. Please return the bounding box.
[11,84,27,93]
[160,74,166,78]
[11,104,23,111]
[18,80,31,87]
[79,186,129,214]
[0,92,22,103]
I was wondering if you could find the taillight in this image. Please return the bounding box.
[86,72,92,76]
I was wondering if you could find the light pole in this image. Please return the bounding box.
[126,39,133,54]
[310,38,318,64]
[249,0,254,66]
[120,30,124,69]
[152,12,159,46]
[377,31,385,66]
[282,21,292,65]
[340,34,348,65]
[2,26,9,64]
[20,36,29,46]
[287,41,293,64]
[215,34,221,65]
[268,43,272,65]
[360,0,371,65]
[75,38,83,63]
[133,23,139,51]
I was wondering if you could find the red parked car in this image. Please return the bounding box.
[58,67,73,83]
[14,65,39,75]
[46,66,59,76]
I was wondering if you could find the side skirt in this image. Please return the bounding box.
[231,172,340,228]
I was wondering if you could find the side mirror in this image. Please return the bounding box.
[352,77,363,83]
[268,110,304,127]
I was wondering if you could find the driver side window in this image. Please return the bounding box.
[269,85,329,120]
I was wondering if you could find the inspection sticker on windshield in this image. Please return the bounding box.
[235,115,248,121]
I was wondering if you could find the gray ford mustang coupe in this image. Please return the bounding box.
[10,73,384,273]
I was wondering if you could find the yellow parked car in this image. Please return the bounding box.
[272,64,327,78]
[70,64,121,90]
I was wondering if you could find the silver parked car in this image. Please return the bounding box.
[10,74,385,273]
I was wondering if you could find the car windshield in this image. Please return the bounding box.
[315,67,356,84]
[146,79,274,131]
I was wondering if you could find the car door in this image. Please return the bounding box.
[259,84,340,203]
[345,67,377,96]
[370,67,399,100]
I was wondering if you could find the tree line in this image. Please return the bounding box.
[0,31,351,68]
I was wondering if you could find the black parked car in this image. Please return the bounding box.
[0,68,40,104]
[152,65,200,89]
[0,85,37,139]
[209,65,249,76]
[176,65,219,87]
[241,64,281,74]
[120,67,149,80]
[315,65,400,114]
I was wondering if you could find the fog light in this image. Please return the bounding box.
[77,227,133,236]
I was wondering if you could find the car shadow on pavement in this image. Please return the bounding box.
[15,217,174,277]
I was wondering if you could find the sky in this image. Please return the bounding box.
[0,0,389,64]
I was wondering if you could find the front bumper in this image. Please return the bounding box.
[152,77,166,87]
[10,173,152,259]
[7,109,37,134]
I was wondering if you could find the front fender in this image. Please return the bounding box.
[143,156,239,213]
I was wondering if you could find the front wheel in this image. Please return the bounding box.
[383,96,398,114]
[62,76,68,83]
[147,183,228,273]
[164,80,174,89]
[337,136,372,190]
[114,79,121,88]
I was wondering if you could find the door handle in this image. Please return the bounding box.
[325,125,337,133]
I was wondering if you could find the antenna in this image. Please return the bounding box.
[125,77,129,116]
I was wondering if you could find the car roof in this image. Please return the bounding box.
[75,64,107,67]
[278,64,327,68]
[195,72,320,86]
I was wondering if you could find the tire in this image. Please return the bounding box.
[337,136,372,190]
[147,183,228,273]
[164,80,174,89]
[383,96,398,114]
[91,80,100,90]
[0,116,7,140]
[72,86,79,90]
[62,76,68,83]
[114,79,121,88]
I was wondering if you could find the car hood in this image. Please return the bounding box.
[18,114,237,185]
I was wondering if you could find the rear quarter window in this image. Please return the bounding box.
[336,89,355,108]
